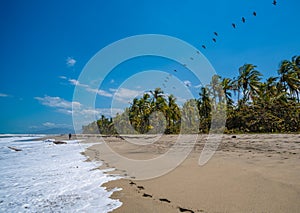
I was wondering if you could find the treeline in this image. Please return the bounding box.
[82,55,300,134]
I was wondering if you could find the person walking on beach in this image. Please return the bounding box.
[68,133,72,140]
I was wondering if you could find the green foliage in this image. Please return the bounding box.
[83,55,300,134]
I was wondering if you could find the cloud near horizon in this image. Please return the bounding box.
[85,87,113,97]
[60,77,147,101]
[35,95,81,115]
[43,122,56,127]
[110,88,143,103]
[42,122,72,129]
[35,95,123,118]
[0,93,9,97]
[61,77,113,98]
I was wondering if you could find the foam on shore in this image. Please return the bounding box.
[0,135,122,212]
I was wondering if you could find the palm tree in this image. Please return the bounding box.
[197,87,212,133]
[278,56,300,101]
[198,87,211,119]
[84,56,300,134]
[221,78,234,106]
[231,77,240,104]
[139,93,151,133]
[150,88,164,106]
[209,75,223,105]
[182,99,199,133]
[237,64,262,103]
[166,94,180,133]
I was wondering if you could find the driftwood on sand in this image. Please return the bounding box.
[7,146,22,151]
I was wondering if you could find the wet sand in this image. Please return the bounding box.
[52,134,300,212]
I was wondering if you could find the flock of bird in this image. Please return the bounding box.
[201,0,277,49]
[159,0,278,90]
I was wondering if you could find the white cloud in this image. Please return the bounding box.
[42,122,72,128]
[35,96,81,115]
[43,122,56,127]
[110,88,142,103]
[69,79,80,85]
[66,57,76,67]
[35,96,126,132]
[110,79,115,84]
[59,76,67,79]
[0,93,9,97]
[86,88,113,97]
[68,79,89,88]
[57,108,73,115]
[60,77,113,98]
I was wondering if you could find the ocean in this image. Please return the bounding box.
[0,135,122,212]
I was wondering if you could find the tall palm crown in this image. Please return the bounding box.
[198,87,211,118]
[278,56,300,101]
[237,64,262,102]
[221,78,234,106]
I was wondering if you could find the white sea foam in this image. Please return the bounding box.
[0,135,122,212]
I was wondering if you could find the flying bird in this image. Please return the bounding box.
[185,81,191,87]
[196,50,200,54]
[174,69,177,72]
[273,0,277,6]
[232,23,236,28]
[253,11,257,16]
[214,32,218,36]
[242,17,246,23]
[190,57,194,60]
[212,38,217,43]
[202,45,206,49]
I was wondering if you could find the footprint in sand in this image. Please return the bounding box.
[142,193,152,198]
[137,186,145,190]
[159,198,171,203]
[129,181,136,185]
[178,207,194,213]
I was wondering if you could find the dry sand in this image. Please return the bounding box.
[52,134,300,212]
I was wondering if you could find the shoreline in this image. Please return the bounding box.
[79,134,300,213]
[0,135,122,212]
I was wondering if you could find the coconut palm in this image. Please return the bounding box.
[209,75,223,105]
[221,78,234,106]
[83,56,300,134]
[150,88,164,106]
[198,87,211,119]
[166,94,181,133]
[237,64,262,103]
[278,56,300,101]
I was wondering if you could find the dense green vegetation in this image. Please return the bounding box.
[82,55,300,134]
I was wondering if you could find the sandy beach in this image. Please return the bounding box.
[58,134,300,212]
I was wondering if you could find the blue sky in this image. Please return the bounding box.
[0,0,299,133]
